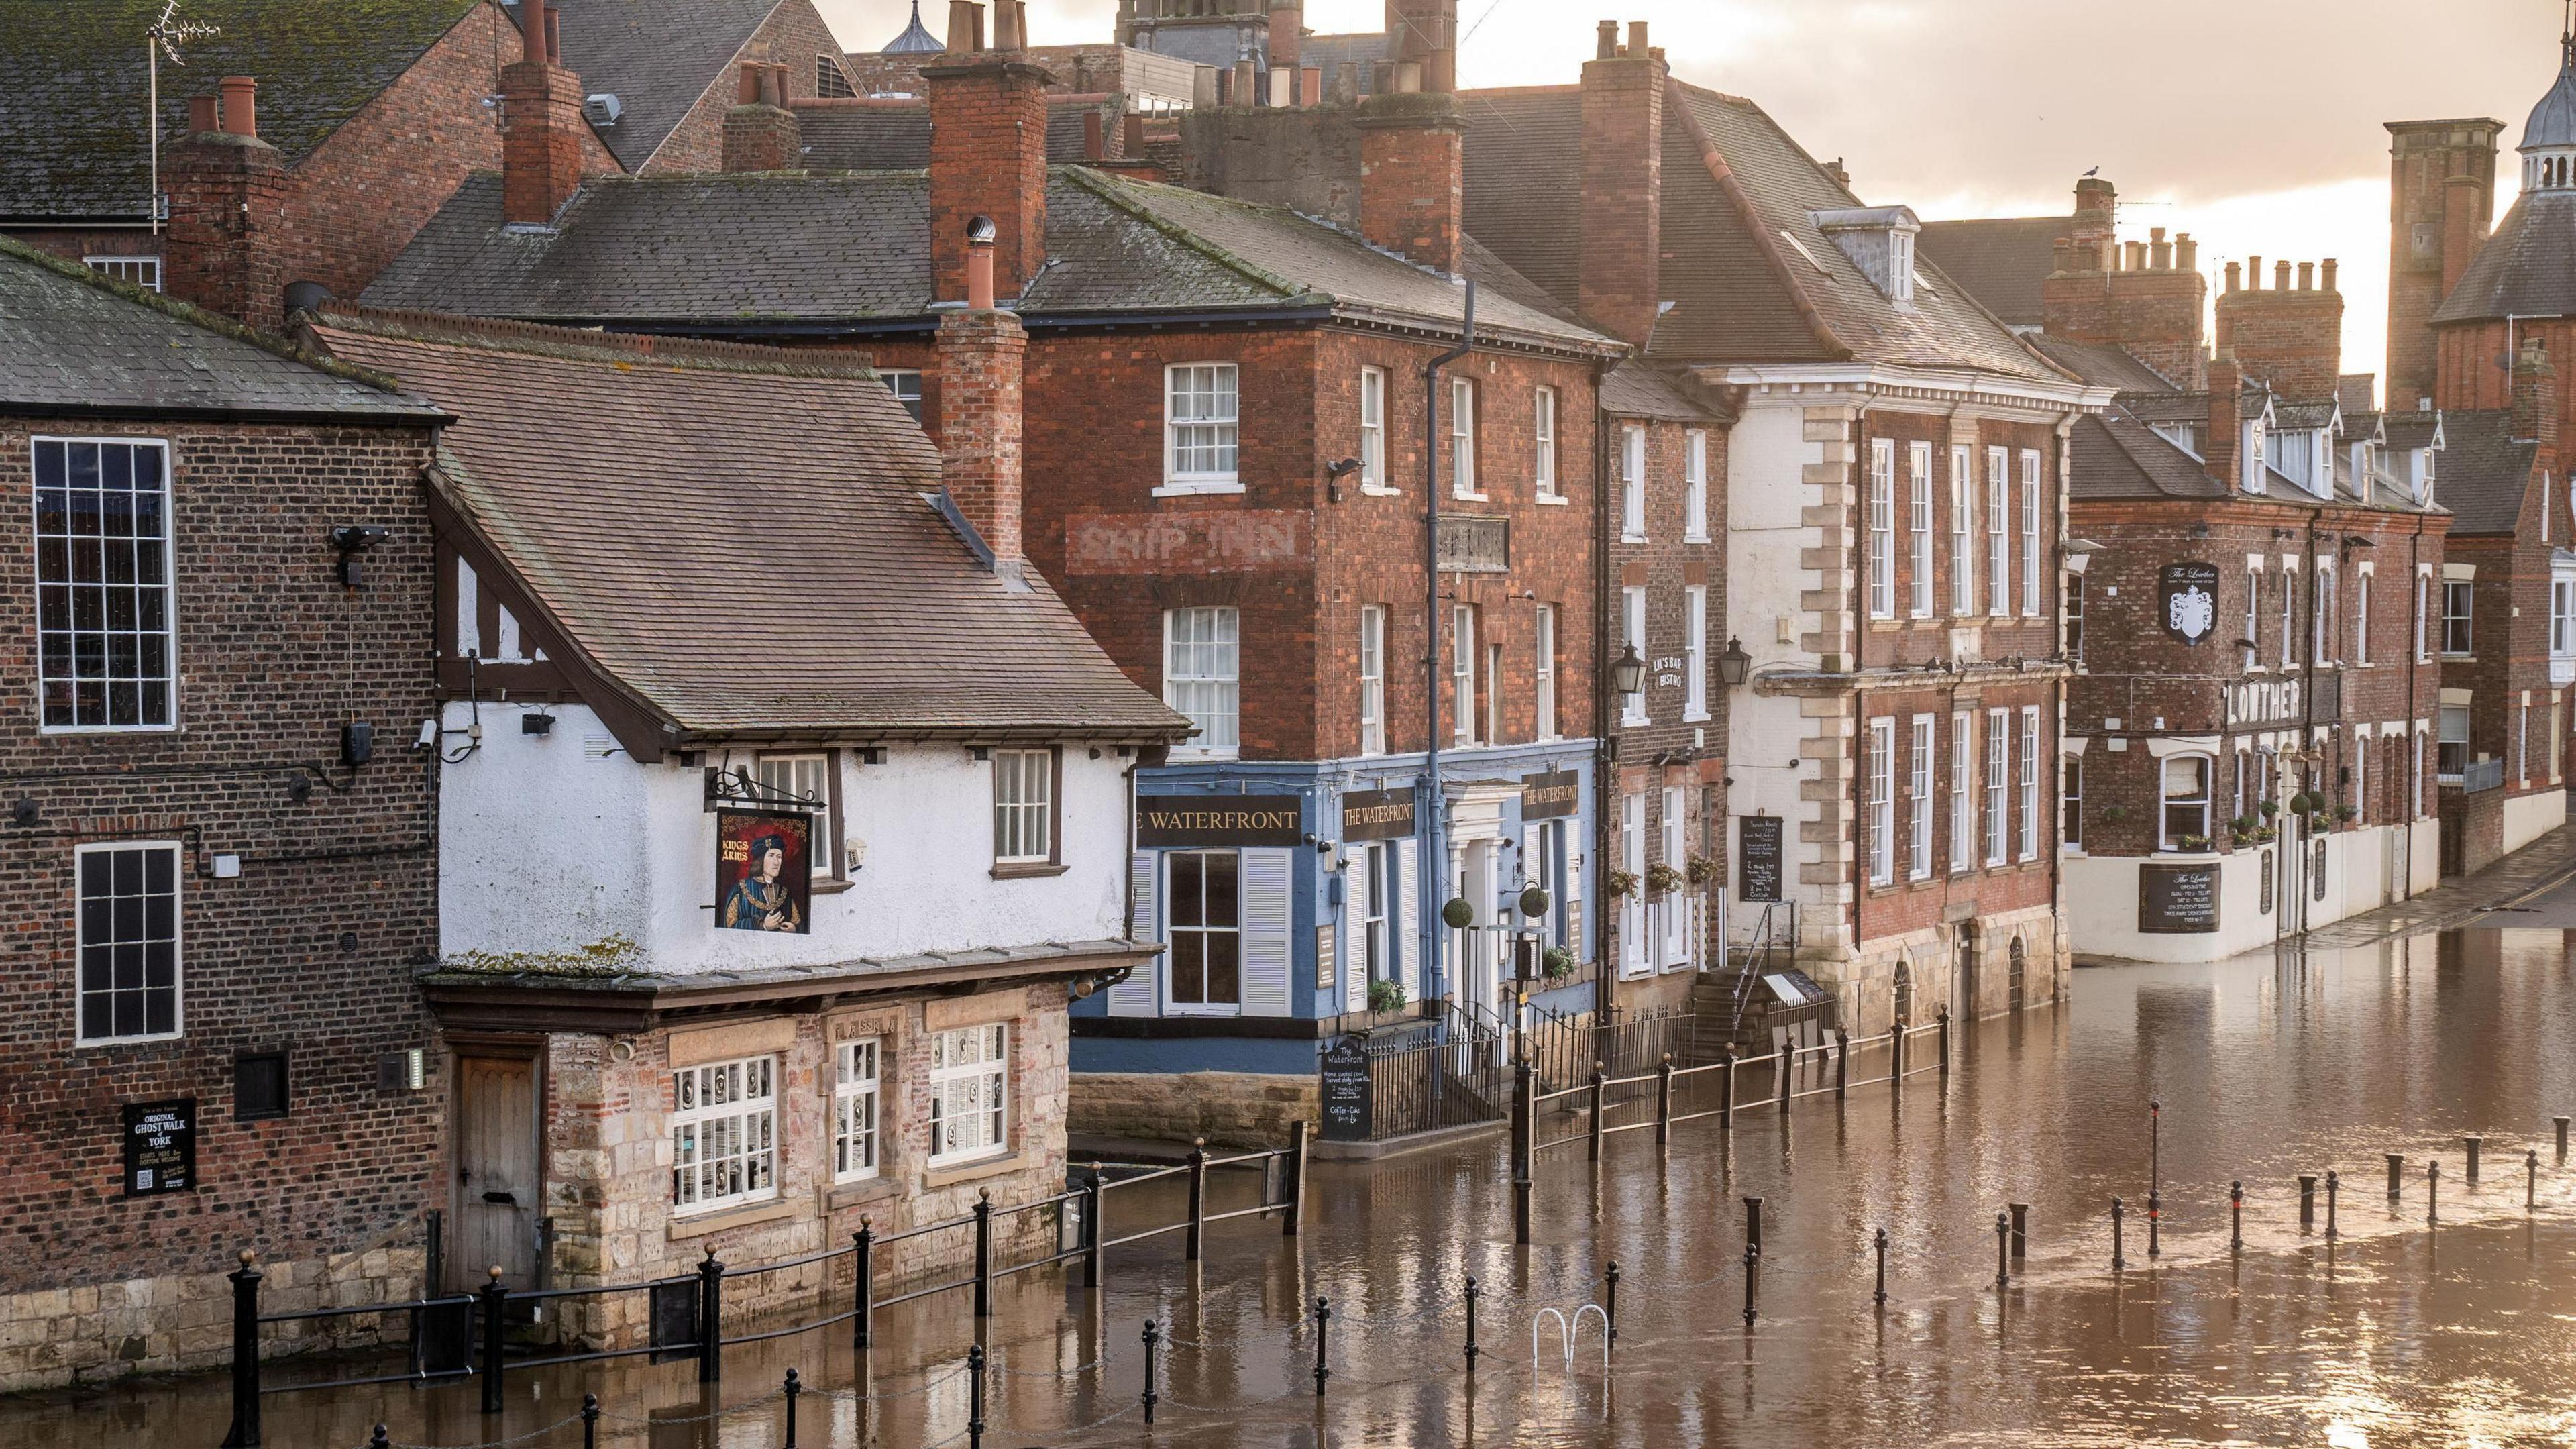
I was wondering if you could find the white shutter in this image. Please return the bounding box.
[1240,848,1293,1018]
[1111,851,1160,1017]
[1340,862,1366,1015]
[1397,844,1421,1006]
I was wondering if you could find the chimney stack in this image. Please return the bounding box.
[2149,227,2171,270]
[2225,261,2241,294]
[2070,176,2116,266]
[500,0,586,225]
[162,76,284,326]
[1595,20,1618,58]
[1357,90,1466,274]
[2176,233,2198,273]
[1577,18,1668,346]
[186,92,219,134]
[2247,256,2263,288]
[934,221,1030,574]
[2214,256,2343,399]
[722,62,802,172]
[217,75,258,139]
[2320,258,2338,293]
[2206,353,2244,490]
[925,1,1055,302]
[1387,0,1458,93]
[2338,374,2379,415]
[1269,0,1303,81]
[2275,260,2292,291]
[2514,337,2559,449]
[2044,184,2208,389]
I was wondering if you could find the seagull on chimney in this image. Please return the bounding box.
[2082,166,2100,178]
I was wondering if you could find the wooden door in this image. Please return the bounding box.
[453,1052,541,1291]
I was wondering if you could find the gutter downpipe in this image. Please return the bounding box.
[1593,360,1615,1025]
[1421,281,1477,1020]
[1848,396,1878,957]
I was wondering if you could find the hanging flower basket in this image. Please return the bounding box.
[1605,869,1640,900]
[1441,897,1477,930]
[1645,863,1686,896]
[2257,800,2280,818]
[1686,853,1721,887]
[1542,946,1576,982]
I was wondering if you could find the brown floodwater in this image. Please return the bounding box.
[9,925,2576,1448]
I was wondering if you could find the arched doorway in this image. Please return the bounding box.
[2007,936,2027,1012]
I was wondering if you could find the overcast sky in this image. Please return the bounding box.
[822,0,2575,400]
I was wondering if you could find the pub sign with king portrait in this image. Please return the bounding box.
[716,808,812,934]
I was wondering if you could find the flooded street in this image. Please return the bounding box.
[11,920,2576,1448]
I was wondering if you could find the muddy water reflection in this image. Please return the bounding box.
[10,929,2576,1447]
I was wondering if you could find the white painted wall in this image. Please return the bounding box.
[439,701,1134,973]
[2065,820,2429,963]
[1725,396,1828,941]
[2504,790,2568,858]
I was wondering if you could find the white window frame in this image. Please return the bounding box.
[833,1038,881,1184]
[2314,564,2337,665]
[1358,606,1387,755]
[878,369,924,421]
[1621,425,1646,540]
[85,256,162,291]
[2554,580,2576,658]
[1949,712,1973,874]
[1684,431,1709,540]
[2061,753,2084,852]
[2439,702,2470,780]
[2443,580,2473,655]
[73,841,183,1046]
[1534,386,1560,501]
[1683,586,1709,722]
[1163,607,1240,759]
[2019,449,2042,616]
[1160,363,1242,495]
[2416,573,2432,662]
[1452,605,1477,745]
[1619,792,1648,979]
[1908,714,1935,880]
[1984,707,2010,865]
[1534,604,1558,741]
[993,748,1054,865]
[2158,754,2214,853]
[1867,717,1896,886]
[672,1055,778,1216]
[928,1023,1010,1167]
[1451,378,1480,500]
[1986,446,2011,617]
[1485,640,1503,746]
[1868,438,1896,619]
[1950,443,1976,617]
[2355,571,2372,665]
[1167,850,1245,1014]
[2281,561,2300,669]
[2244,563,2263,672]
[1909,441,1935,618]
[35,436,178,734]
[1621,586,1649,726]
[1359,367,1389,492]
[2017,706,2040,861]
[756,753,837,879]
[2521,698,2532,786]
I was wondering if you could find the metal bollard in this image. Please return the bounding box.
[2298,1175,2317,1232]
[1083,1167,1108,1289]
[2532,1150,2543,1210]
[1743,1195,1764,1259]
[1141,1320,1160,1426]
[784,1368,802,1448]
[221,1250,263,1448]
[582,1393,599,1449]
[1872,1227,1888,1307]
[2010,1203,2029,1260]
[2111,1197,2127,1271]
[1837,1029,1851,1099]
[1463,1274,1480,1372]
[1939,1008,1953,1076]
[1778,1042,1794,1112]
[2466,1136,2484,1185]
[1719,1046,1737,1126]
[2559,1116,2571,1164]
[696,1248,725,1385]
[1994,1212,2010,1289]
[2428,1160,2440,1225]
[2230,1181,2244,1254]
[966,1344,987,1449]
[973,1189,994,1318]
[853,1220,875,1350]
[480,1266,509,1413]
[2387,1152,2406,1200]
[1656,1056,1675,1146]
[2147,1097,2163,1259]
[1283,1120,1309,1238]
[1185,1138,1208,1262]
[369,1428,388,1449]
[1589,1067,1607,1162]
[2325,1171,2339,1240]
[1741,1243,1759,1327]
[1604,1260,1621,1344]
[1312,1296,1332,1397]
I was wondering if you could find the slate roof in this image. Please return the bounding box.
[0,239,440,422]
[1914,215,2071,328]
[794,99,1107,171]
[2118,390,2208,424]
[551,0,785,173]
[2433,409,2539,535]
[0,0,483,221]
[2523,42,2576,150]
[1459,82,2068,381]
[2384,412,2444,452]
[306,307,1189,741]
[2029,335,2176,393]
[1303,33,1391,95]
[2070,412,2229,502]
[2275,400,2339,431]
[365,166,1618,352]
[2430,189,2576,324]
[1600,360,1725,423]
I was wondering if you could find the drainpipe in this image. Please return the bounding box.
[2301,511,2323,935]
[1847,398,1877,959]
[1593,360,1615,1020]
[2406,520,2421,897]
[1420,282,1477,1014]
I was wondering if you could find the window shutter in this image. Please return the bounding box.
[1339,865,1364,1015]
[1112,851,1160,1017]
[1397,845,1421,1005]
[1240,848,1293,1018]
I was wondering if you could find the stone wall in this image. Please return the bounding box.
[1070,1070,1317,1148]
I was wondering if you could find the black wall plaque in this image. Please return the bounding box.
[2139,863,2222,934]
[121,1099,196,1197]
[1738,816,1784,903]
[2260,849,2276,915]
[1341,788,1416,843]
[1520,771,1581,820]
[1320,1037,1373,1143]
[1136,796,1304,849]
[2159,561,2222,645]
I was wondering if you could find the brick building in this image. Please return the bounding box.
[363,0,1620,1146]
[0,241,446,1389]
[1462,19,2100,1034]
[303,302,1187,1329]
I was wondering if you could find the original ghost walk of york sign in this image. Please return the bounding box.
[1136,796,1303,848]
[123,1099,196,1197]
[2160,561,2222,645]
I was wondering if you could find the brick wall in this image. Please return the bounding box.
[926,54,1054,303]
[645,0,853,174]
[2214,268,2345,401]
[0,416,443,1389]
[2387,121,2501,413]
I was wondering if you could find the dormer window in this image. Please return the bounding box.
[2243,417,2267,494]
[1811,207,1923,305]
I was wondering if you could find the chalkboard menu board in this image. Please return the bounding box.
[122,1099,196,1197]
[2138,863,2221,934]
[1320,1037,1373,1143]
[1738,816,1784,903]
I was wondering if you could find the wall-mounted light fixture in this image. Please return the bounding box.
[330,524,390,588]
[1716,637,1752,688]
[1324,456,1362,504]
[1613,643,1646,696]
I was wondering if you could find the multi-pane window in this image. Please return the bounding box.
[2066,574,2086,663]
[1451,378,1478,498]
[2553,580,2576,656]
[1358,606,1387,755]
[2521,700,2532,785]
[993,749,1053,864]
[817,54,857,97]
[2017,707,2040,861]
[1621,425,1646,539]
[2159,755,2212,851]
[672,1057,777,1214]
[1164,364,1240,488]
[2314,567,2337,664]
[2355,573,2372,665]
[2443,581,2474,655]
[757,754,833,878]
[2061,755,2084,850]
[1534,604,1557,741]
[1868,438,1896,619]
[75,843,180,1044]
[87,256,162,291]
[1986,447,2010,616]
[1909,442,1934,617]
[1621,586,1648,725]
[2019,449,2042,616]
[1534,386,1559,500]
[928,1024,1008,1166]
[1908,715,1934,880]
[1684,431,1709,540]
[1360,368,1387,490]
[1452,606,1477,744]
[1867,718,1895,886]
[833,1039,881,1183]
[879,370,924,421]
[1984,708,2009,865]
[2416,574,2432,661]
[36,438,173,731]
[1167,851,1243,1010]
[1485,641,1503,745]
[1950,444,1976,616]
[1683,586,1708,722]
[1165,608,1239,757]
[1356,842,1391,982]
[1950,713,1973,874]
[2245,566,2263,670]
[2280,568,2298,668]
[2438,703,2470,778]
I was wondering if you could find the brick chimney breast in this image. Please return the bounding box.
[162,84,285,327]
[934,231,1030,572]
[1577,29,1666,347]
[2206,353,2244,490]
[2214,258,2343,400]
[723,61,802,172]
[2514,337,2559,449]
[1355,90,1466,275]
[924,8,1057,303]
[500,0,585,225]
